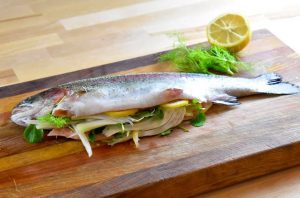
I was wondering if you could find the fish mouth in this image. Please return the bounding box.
[11,100,44,126]
[11,88,66,126]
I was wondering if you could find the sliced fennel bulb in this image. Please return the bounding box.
[109,107,186,144]
[103,108,174,137]
[58,106,188,156]
[72,114,137,125]
[132,131,139,148]
[72,120,122,157]
[76,120,119,133]
[73,125,93,157]
[141,107,185,137]
[25,120,56,129]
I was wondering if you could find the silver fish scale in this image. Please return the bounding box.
[58,72,209,92]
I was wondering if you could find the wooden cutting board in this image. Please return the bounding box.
[0,29,300,197]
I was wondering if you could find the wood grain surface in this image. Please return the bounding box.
[2,0,300,197]
[199,165,300,198]
[1,0,299,87]
[0,29,300,197]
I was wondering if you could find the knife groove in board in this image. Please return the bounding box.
[0,29,271,98]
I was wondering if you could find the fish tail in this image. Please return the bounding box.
[256,73,300,94]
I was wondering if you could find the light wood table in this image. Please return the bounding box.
[1,0,300,197]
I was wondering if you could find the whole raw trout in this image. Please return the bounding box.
[11,72,300,126]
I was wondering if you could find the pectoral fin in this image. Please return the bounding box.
[212,94,240,106]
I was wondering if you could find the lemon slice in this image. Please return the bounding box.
[207,13,251,52]
[161,100,189,109]
[104,109,138,117]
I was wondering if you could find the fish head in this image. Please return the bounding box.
[11,88,66,126]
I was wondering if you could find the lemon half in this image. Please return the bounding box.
[104,109,138,117]
[161,100,189,109]
[207,13,251,52]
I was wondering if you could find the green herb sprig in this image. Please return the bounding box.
[191,112,206,127]
[160,35,250,75]
[88,131,96,143]
[37,114,70,128]
[160,129,172,136]
[133,107,164,120]
[114,132,127,139]
[24,124,44,144]
[190,99,206,127]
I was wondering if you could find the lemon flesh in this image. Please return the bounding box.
[207,13,251,52]
[104,109,138,117]
[161,100,189,109]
